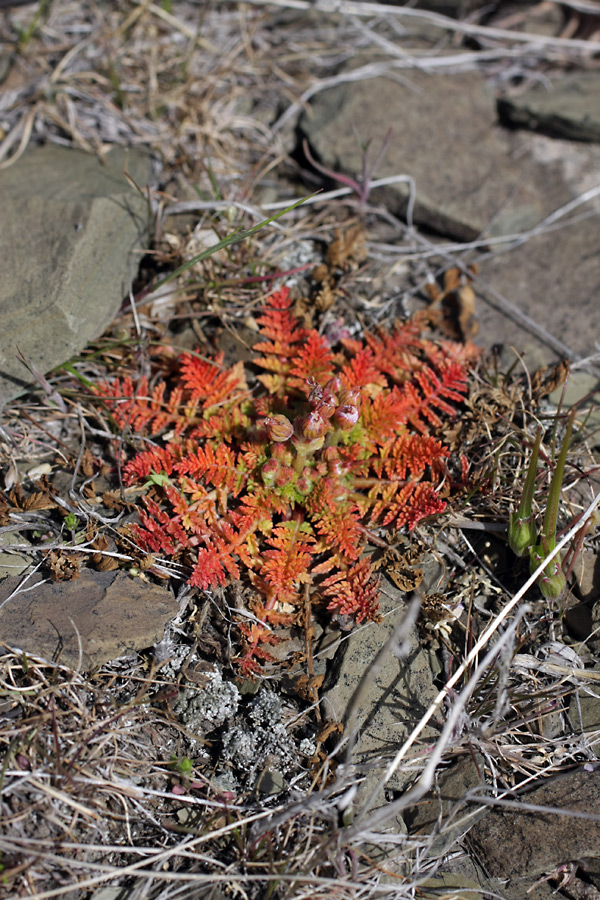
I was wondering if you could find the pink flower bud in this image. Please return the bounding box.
[295,472,314,495]
[307,378,338,418]
[322,476,348,502]
[261,458,280,486]
[333,404,359,430]
[318,388,338,419]
[339,386,360,406]
[264,414,294,443]
[296,410,329,441]
[275,465,295,487]
[271,442,292,463]
[323,447,346,477]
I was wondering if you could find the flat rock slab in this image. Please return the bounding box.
[0,145,153,407]
[299,70,600,365]
[300,71,525,241]
[323,576,440,803]
[467,766,600,880]
[0,569,177,669]
[474,132,600,366]
[498,73,600,143]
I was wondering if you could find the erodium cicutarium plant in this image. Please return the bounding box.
[96,288,473,673]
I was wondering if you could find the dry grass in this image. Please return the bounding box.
[1,1,600,897]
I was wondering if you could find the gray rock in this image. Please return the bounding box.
[323,583,439,821]
[570,669,600,739]
[498,73,600,143]
[0,145,154,407]
[467,766,600,879]
[549,376,600,449]
[419,872,483,900]
[299,70,600,365]
[0,569,177,668]
[299,71,525,241]
[468,132,600,365]
[404,754,488,858]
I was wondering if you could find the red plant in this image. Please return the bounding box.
[96,288,473,674]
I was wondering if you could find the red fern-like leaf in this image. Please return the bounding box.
[306,480,364,562]
[364,321,428,384]
[259,519,315,604]
[376,482,447,530]
[321,557,380,623]
[254,288,308,395]
[189,520,249,589]
[361,389,410,446]
[180,353,247,410]
[189,542,240,589]
[398,361,469,434]
[340,346,386,391]
[165,481,218,533]
[176,443,246,496]
[94,378,194,437]
[133,497,189,555]
[123,445,179,484]
[377,433,449,481]
[288,332,335,392]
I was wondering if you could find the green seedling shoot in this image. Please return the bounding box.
[508,427,541,558]
[63,512,79,532]
[529,411,575,601]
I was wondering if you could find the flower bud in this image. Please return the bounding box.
[295,472,314,495]
[307,380,337,418]
[261,458,280,486]
[296,411,329,441]
[333,404,359,430]
[270,442,292,463]
[275,464,295,487]
[339,386,360,407]
[323,447,346,477]
[318,388,338,419]
[264,414,294,443]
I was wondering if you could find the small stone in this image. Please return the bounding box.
[0,569,176,668]
[419,873,483,900]
[0,531,33,581]
[404,754,487,857]
[257,768,285,795]
[323,585,438,803]
[570,680,600,735]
